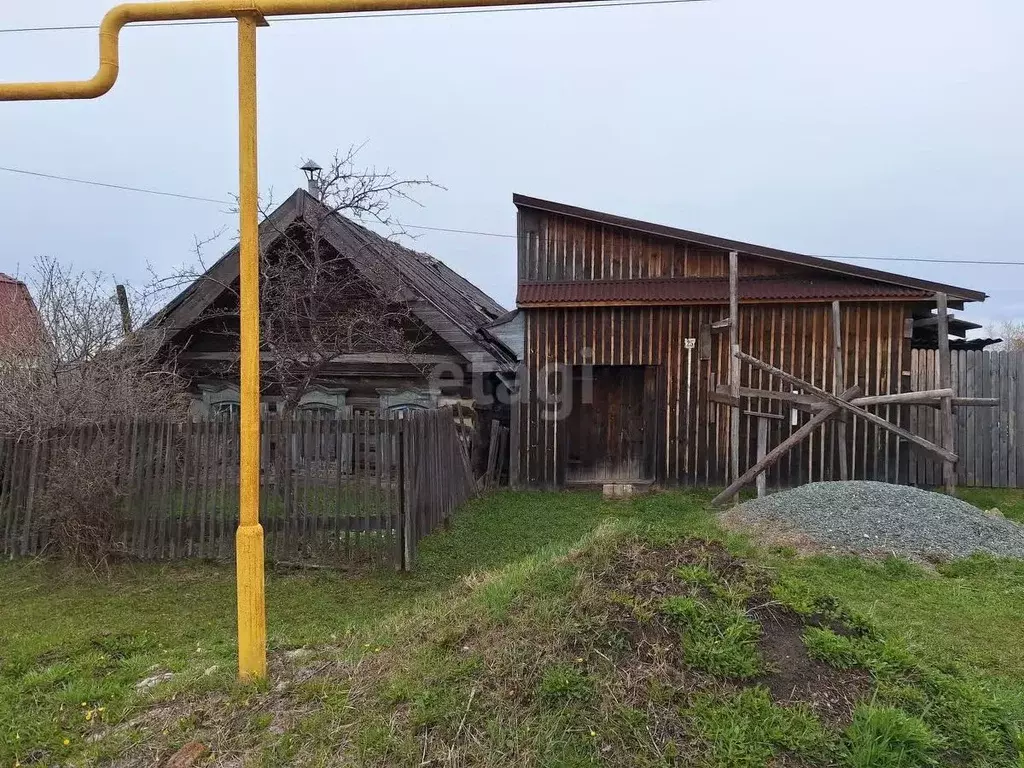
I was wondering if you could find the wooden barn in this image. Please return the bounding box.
[510,195,989,490]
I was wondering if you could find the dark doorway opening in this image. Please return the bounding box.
[566,365,655,484]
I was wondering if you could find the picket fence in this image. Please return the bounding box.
[0,407,475,569]
[907,349,1024,488]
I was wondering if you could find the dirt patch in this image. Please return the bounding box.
[595,538,872,723]
[751,602,871,726]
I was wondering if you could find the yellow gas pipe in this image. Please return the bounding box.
[0,0,577,681]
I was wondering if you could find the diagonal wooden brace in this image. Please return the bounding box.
[734,351,957,464]
[711,385,861,506]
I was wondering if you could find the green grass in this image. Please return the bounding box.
[957,487,1024,523]
[1,486,1023,767]
[773,552,1024,721]
[0,490,712,765]
[687,687,831,767]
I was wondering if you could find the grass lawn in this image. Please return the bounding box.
[1,488,1022,766]
[957,487,1024,523]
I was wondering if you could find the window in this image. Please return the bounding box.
[198,384,241,418]
[377,388,438,413]
[211,401,240,417]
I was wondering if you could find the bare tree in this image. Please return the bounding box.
[0,257,189,564]
[163,147,441,412]
[0,256,188,436]
[986,321,1024,352]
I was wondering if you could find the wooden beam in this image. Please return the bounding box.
[712,385,861,506]
[842,389,955,407]
[952,397,1000,407]
[743,410,786,421]
[832,301,848,480]
[936,293,956,494]
[708,391,742,408]
[716,385,819,406]
[728,251,740,504]
[734,351,958,463]
[913,313,954,328]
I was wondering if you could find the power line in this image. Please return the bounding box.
[0,164,1021,267]
[0,165,229,205]
[0,0,709,35]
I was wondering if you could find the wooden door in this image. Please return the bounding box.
[568,366,651,482]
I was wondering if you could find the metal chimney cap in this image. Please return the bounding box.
[300,159,322,173]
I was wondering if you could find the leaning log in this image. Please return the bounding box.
[711,385,861,506]
[734,351,958,464]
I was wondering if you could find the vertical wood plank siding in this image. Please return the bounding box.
[518,211,790,282]
[519,302,908,488]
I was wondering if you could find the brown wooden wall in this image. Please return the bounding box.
[518,210,794,282]
[517,302,912,488]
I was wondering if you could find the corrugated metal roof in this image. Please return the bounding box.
[513,194,988,303]
[517,277,933,306]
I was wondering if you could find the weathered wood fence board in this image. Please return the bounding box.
[908,349,1024,488]
[0,408,476,568]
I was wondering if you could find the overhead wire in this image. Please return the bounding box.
[0,0,710,35]
[0,164,1020,267]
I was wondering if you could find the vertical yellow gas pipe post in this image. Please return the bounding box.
[235,10,267,681]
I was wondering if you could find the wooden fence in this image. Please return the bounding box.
[0,407,475,568]
[908,349,1023,488]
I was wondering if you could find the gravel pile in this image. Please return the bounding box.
[726,481,1024,562]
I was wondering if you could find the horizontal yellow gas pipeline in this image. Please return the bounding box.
[0,0,576,101]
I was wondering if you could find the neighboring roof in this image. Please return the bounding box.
[478,309,524,362]
[914,337,1003,352]
[513,194,987,304]
[0,272,44,352]
[518,276,933,307]
[149,189,516,372]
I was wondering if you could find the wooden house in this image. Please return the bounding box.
[148,187,517,417]
[510,195,988,489]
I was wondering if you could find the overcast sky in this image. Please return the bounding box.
[2,0,1022,331]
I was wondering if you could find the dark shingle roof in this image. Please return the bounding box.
[148,189,516,371]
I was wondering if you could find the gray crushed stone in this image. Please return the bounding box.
[727,481,1024,562]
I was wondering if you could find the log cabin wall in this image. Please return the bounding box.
[518,302,910,488]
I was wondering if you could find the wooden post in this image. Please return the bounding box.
[936,293,956,494]
[832,300,849,480]
[509,386,521,488]
[755,416,769,498]
[728,250,740,503]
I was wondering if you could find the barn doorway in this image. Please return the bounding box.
[566,365,655,484]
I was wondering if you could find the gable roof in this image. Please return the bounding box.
[0,272,44,353]
[149,188,516,372]
[513,194,987,304]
